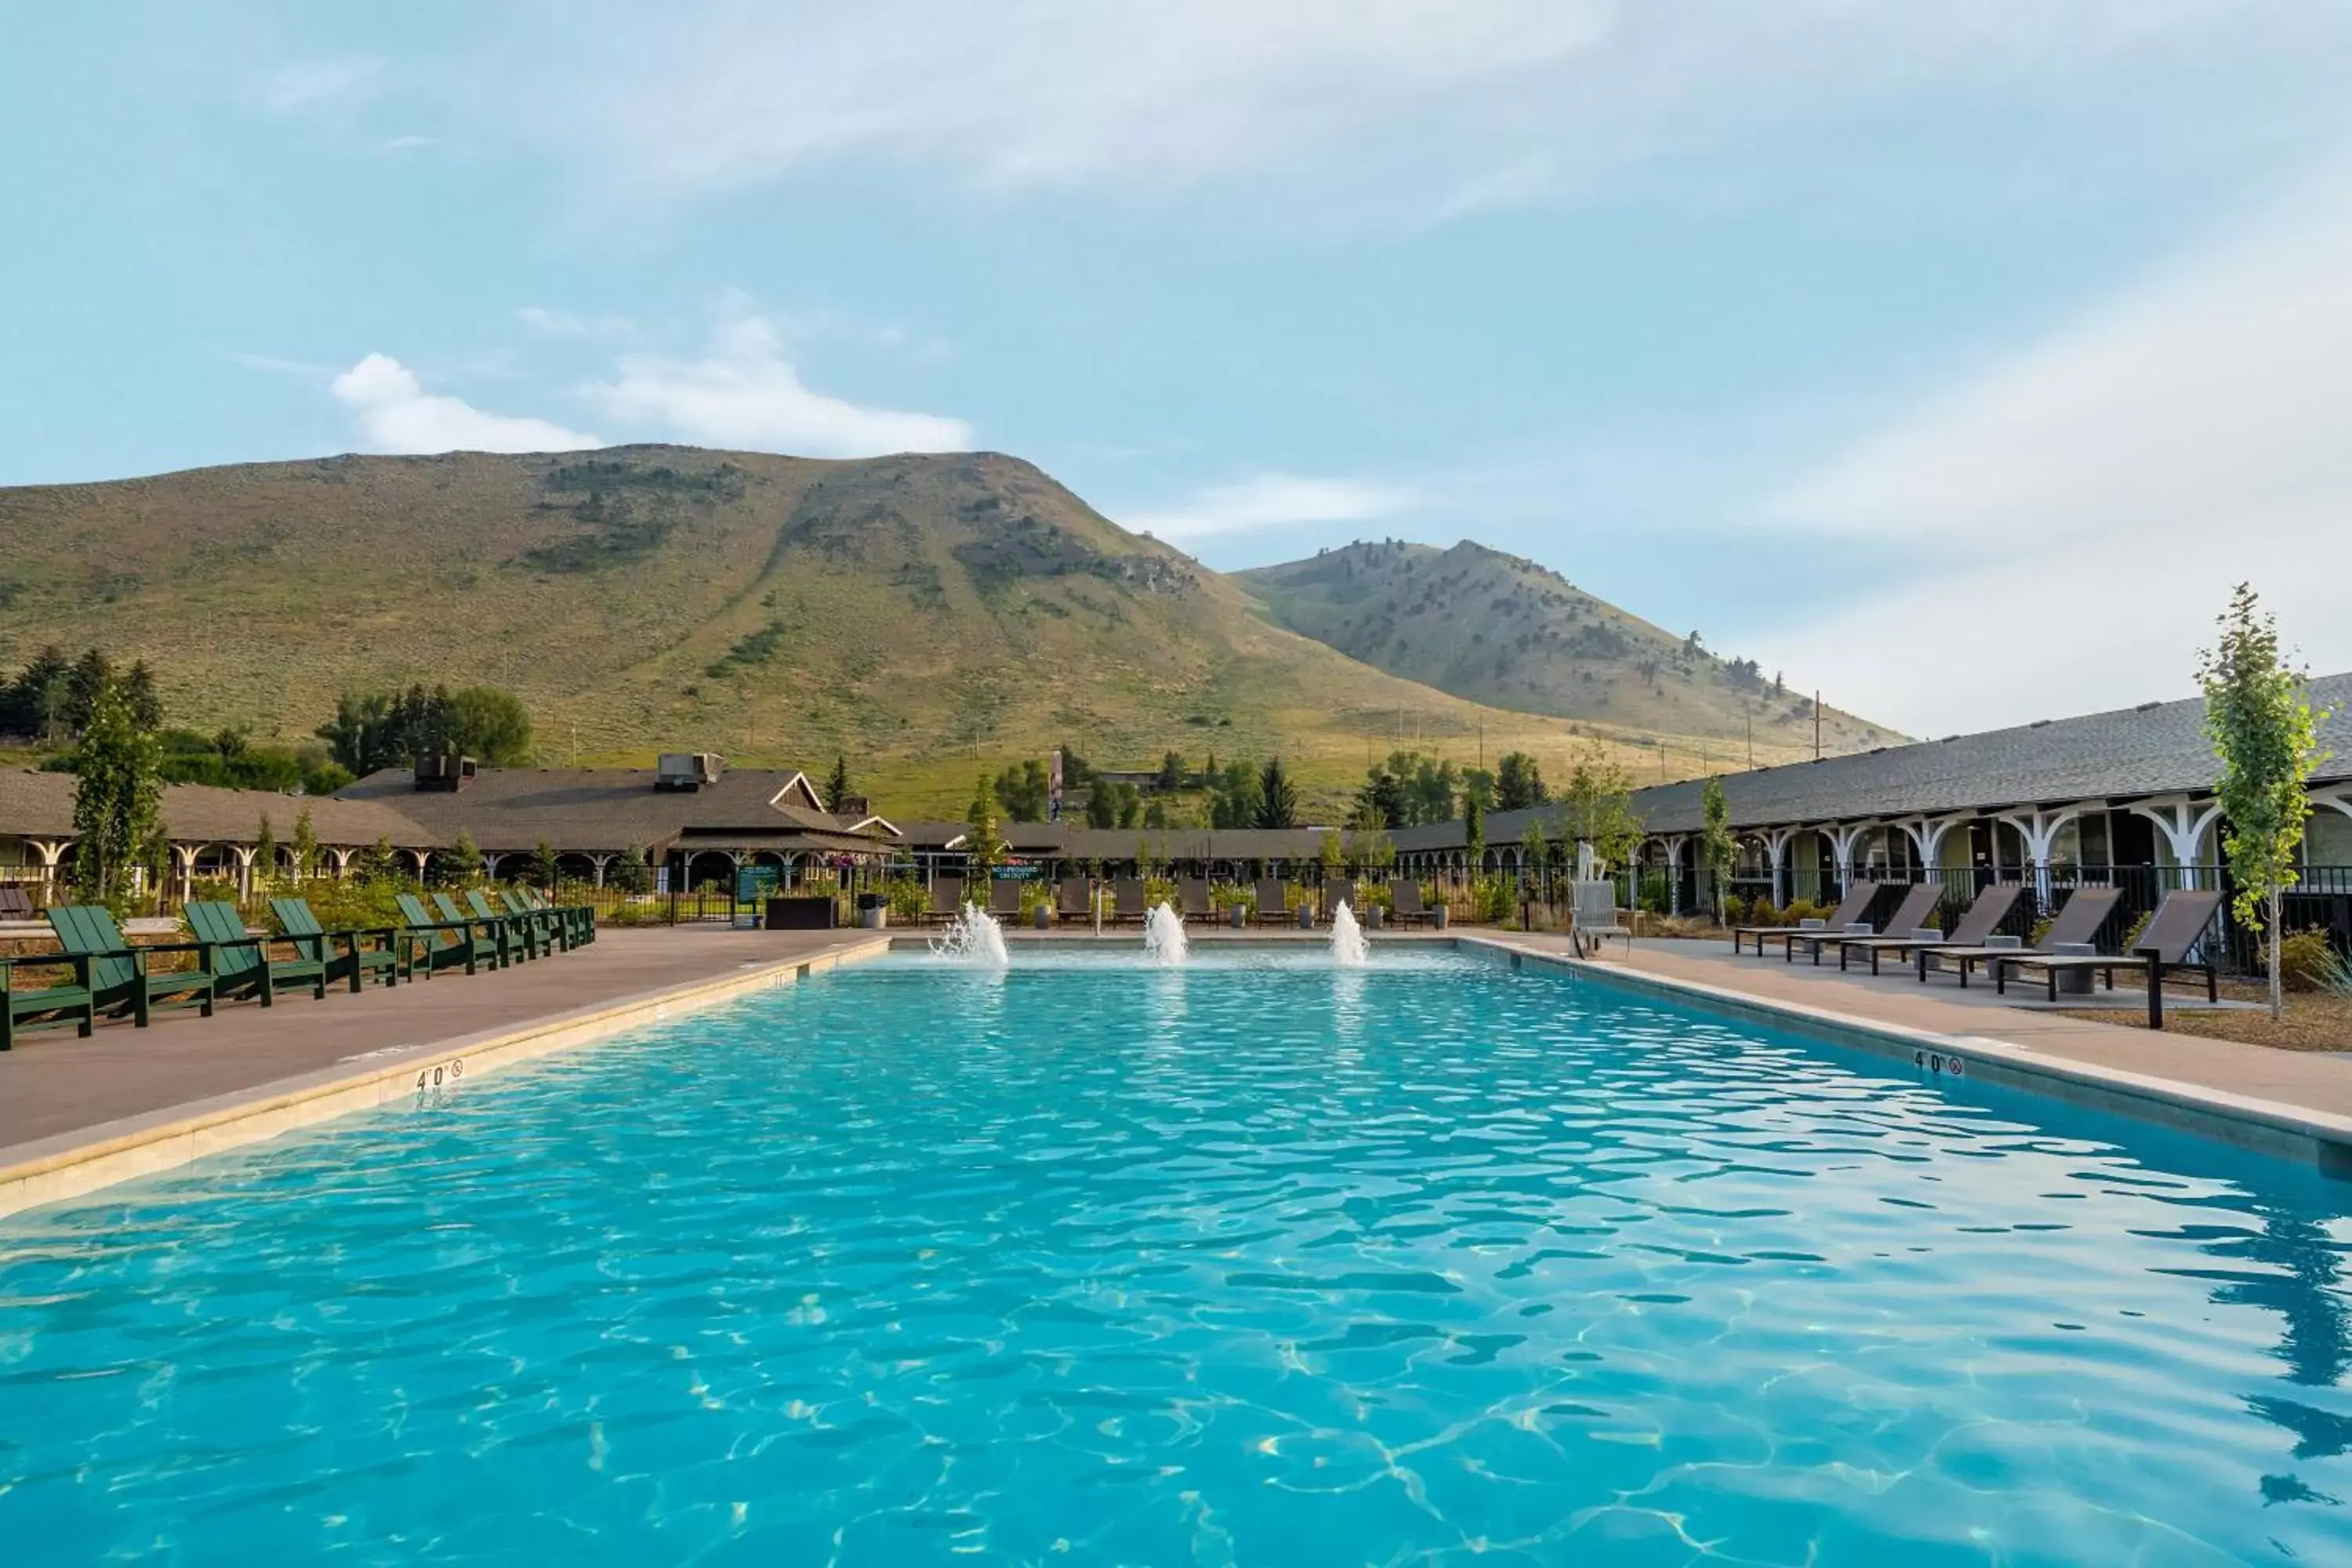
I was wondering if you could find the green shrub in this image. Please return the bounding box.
[1018,880,1053,918]
[1210,883,1254,913]
[2118,911,2154,954]
[2275,931,2339,994]
[2029,916,2055,948]
[885,877,929,923]
[1719,893,1749,927]
[1783,898,1828,926]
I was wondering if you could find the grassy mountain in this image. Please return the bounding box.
[0,447,1880,815]
[1239,539,1893,753]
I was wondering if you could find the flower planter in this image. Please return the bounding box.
[1432,906,1448,930]
[1365,906,1385,931]
[1230,906,1247,930]
[1033,906,1051,930]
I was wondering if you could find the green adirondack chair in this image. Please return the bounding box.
[2,953,97,1050]
[465,889,538,961]
[271,897,404,992]
[45,905,216,1026]
[184,901,327,1007]
[492,888,564,955]
[519,884,593,946]
[396,892,484,977]
[436,891,517,969]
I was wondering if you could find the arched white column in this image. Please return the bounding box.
[172,843,204,905]
[1899,814,1970,873]
[590,853,613,887]
[28,837,71,897]
[1999,807,2082,898]
[1653,834,1687,914]
[328,846,355,878]
[405,848,432,877]
[1759,827,1798,907]
[231,844,258,900]
[1824,823,1869,896]
[483,852,504,880]
[2129,798,2224,888]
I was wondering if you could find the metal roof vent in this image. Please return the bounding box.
[656,752,724,791]
[412,754,476,792]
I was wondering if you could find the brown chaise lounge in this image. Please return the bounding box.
[1390,881,1436,926]
[1785,883,1943,965]
[1178,878,1214,923]
[1992,887,2226,1004]
[1055,877,1094,923]
[1923,885,2122,987]
[1833,883,2023,975]
[1110,878,1149,924]
[989,877,1024,918]
[1253,879,1290,926]
[1737,883,1878,957]
[924,875,967,925]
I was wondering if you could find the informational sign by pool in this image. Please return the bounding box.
[735,864,781,905]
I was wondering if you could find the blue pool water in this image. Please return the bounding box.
[2,949,2348,1564]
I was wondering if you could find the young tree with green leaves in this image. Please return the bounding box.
[2199,585,2331,1022]
[996,759,1051,823]
[963,775,1005,884]
[1700,775,1735,924]
[1521,818,1551,906]
[1463,787,1485,872]
[529,838,561,889]
[1559,742,1644,878]
[291,807,319,881]
[252,814,280,889]
[1257,757,1299,829]
[70,677,163,903]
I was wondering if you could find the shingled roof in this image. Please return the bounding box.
[336,766,895,855]
[1,768,440,847]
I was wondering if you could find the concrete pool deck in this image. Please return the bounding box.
[3,924,2348,1218]
[0,927,891,1218]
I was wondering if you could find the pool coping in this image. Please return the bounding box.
[1458,935,2352,1177]
[0,935,895,1220]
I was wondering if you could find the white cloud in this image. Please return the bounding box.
[263,56,382,116]
[490,2,2341,201]
[517,306,636,339]
[1122,474,1417,540]
[331,353,601,454]
[1756,162,2352,735]
[579,311,971,456]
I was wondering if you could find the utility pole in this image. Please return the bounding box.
[1745,711,1755,770]
[1813,691,1823,761]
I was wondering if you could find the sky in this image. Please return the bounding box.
[4,2,2350,737]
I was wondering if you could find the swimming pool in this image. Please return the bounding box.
[2,949,2347,1563]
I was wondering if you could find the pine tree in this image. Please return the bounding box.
[1256,757,1299,829]
[826,754,851,813]
[608,844,655,895]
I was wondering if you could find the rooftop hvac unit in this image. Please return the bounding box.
[412,755,477,792]
[656,752,724,790]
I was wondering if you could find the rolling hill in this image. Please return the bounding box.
[1238,539,1893,753]
[0,447,1885,815]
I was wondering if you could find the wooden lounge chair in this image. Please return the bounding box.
[2,952,96,1049]
[1833,884,2022,975]
[494,889,568,956]
[514,884,593,946]
[1736,883,1879,956]
[925,876,966,925]
[438,891,519,969]
[465,890,541,960]
[1785,883,1942,965]
[46,905,217,1027]
[0,886,36,920]
[1178,878,1214,923]
[989,878,1024,918]
[1055,877,1094,922]
[1922,886,2123,988]
[1110,878,1149,924]
[271,896,403,991]
[1569,880,1632,957]
[1993,887,2227,1004]
[1390,881,1436,926]
[1253,878,1290,926]
[1325,880,1357,924]
[185,900,327,1007]
[396,892,487,976]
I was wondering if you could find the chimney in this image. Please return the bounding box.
[656,752,724,791]
[836,794,869,817]
[413,754,477,792]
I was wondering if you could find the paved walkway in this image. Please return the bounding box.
[0,927,880,1151]
[1501,935,2352,1120]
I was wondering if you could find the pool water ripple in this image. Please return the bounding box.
[1,954,2348,1563]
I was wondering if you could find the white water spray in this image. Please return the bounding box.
[928,902,1010,968]
[1141,902,1189,967]
[1328,902,1368,968]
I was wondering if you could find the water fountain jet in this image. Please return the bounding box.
[1329,902,1368,967]
[1142,902,1189,966]
[929,902,1010,968]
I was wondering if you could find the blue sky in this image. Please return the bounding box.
[5,2,2350,734]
